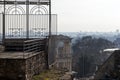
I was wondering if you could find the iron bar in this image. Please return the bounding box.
[0,1,49,5]
[2,13,5,45]
[2,0,5,45]
[49,0,51,37]
[26,0,29,39]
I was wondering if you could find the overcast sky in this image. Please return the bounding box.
[52,0,120,32]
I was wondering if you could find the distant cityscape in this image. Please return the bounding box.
[59,31,120,42]
[1,31,120,41]
[0,31,120,46]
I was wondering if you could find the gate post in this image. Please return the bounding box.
[2,13,5,45]
[26,0,29,39]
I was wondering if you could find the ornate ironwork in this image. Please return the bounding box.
[0,0,55,44]
[7,28,23,37]
[30,5,48,14]
[6,5,25,14]
[32,28,47,37]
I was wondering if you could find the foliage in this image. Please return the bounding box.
[72,36,115,77]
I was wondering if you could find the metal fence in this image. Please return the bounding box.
[23,39,46,58]
[0,14,57,41]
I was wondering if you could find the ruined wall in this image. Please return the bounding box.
[0,52,48,80]
[48,36,57,65]
[55,39,72,71]
[48,35,72,72]
[55,35,72,71]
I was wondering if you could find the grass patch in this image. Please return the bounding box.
[32,69,66,80]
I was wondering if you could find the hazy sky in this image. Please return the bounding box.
[52,0,120,32]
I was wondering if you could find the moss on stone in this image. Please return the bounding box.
[32,69,66,80]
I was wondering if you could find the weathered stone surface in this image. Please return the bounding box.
[49,35,72,72]
[0,59,25,80]
[0,52,48,80]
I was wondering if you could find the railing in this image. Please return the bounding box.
[4,14,57,38]
[0,14,57,44]
[23,38,46,58]
[3,38,47,58]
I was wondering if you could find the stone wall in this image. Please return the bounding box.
[48,36,57,65]
[48,35,72,72]
[0,59,25,80]
[0,52,48,80]
[26,52,48,80]
[54,35,72,71]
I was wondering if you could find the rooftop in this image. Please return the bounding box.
[103,48,120,52]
